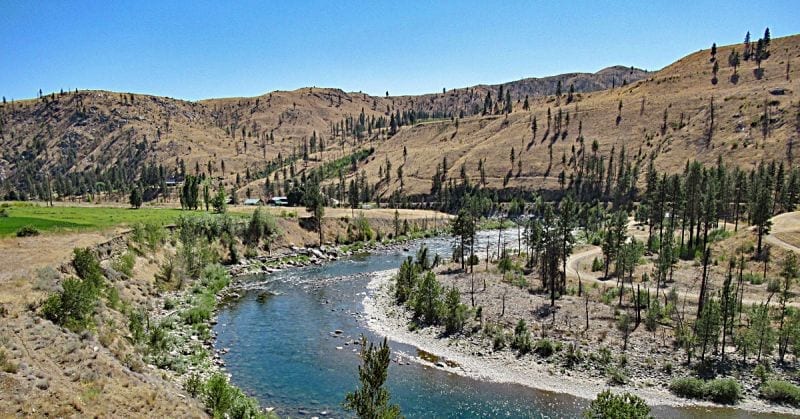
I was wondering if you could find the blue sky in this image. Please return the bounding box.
[1,1,797,101]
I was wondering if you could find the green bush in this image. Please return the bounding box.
[183,305,212,325]
[584,389,650,418]
[669,377,741,404]
[72,248,103,287]
[201,264,230,293]
[744,272,764,285]
[16,225,40,237]
[669,377,706,399]
[112,252,136,277]
[759,380,800,407]
[705,378,741,404]
[41,277,99,332]
[534,339,555,357]
[128,310,147,344]
[511,319,532,354]
[606,366,628,386]
[148,322,171,354]
[202,373,268,418]
[591,257,604,272]
[184,373,204,397]
[204,373,235,416]
[483,322,506,350]
[565,342,583,368]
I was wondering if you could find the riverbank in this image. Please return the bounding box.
[363,270,800,416]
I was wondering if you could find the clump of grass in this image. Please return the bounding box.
[16,225,40,237]
[0,349,18,373]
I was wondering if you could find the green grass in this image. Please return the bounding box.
[0,203,194,237]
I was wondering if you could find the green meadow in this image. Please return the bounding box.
[0,203,192,237]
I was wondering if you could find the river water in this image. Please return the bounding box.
[214,233,788,418]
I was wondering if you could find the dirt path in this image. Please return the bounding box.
[564,215,800,308]
[766,211,800,253]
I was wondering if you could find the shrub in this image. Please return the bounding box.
[112,252,136,277]
[183,305,211,325]
[754,363,770,383]
[16,225,40,237]
[595,346,612,365]
[669,377,741,404]
[128,310,147,344]
[759,380,800,407]
[565,342,583,368]
[744,272,764,285]
[669,377,706,399]
[606,366,628,386]
[148,322,171,354]
[705,378,741,404]
[591,257,604,272]
[72,248,103,287]
[534,339,555,357]
[511,319,532,354]
[41,277,99,332]
[184,373,203,397]
[584,390,650,419]
[484,322,506,351]
[201,264,230,293]
[34,266,59,291]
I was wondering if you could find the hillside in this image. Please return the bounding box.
[0,35,797,204]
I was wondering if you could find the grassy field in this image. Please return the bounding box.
[0,203,193,237]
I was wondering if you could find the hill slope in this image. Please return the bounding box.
[0,35,797,203]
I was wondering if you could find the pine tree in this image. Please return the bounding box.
[778,253,799,362]
[304,175,325,245]
[344,336,402,419]
[744,31,752,60]
[695,297,721,362]
[129,186,143,209]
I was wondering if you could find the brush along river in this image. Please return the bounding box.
[213,232,788,418]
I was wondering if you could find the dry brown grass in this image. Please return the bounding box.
[3,36,797,204]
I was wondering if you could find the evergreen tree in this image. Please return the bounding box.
[344,336,402,419]
[695,297,721,362]
[304,175,325,245]
[129,186,143,209]
[412,271,442,325]
[778,253,799,362]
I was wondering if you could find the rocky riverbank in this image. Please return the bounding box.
[363,270,800,416]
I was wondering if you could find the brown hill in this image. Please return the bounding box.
[0,35,797,203]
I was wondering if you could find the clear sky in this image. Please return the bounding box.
[1,0,797,101]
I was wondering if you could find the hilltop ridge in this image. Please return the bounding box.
[0,34,797,203]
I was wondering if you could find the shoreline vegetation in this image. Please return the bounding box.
[3,201,799,416]
[364,268,800,415]
[142,209,448,416]
[0,200,448,417]
[359,221,800,417]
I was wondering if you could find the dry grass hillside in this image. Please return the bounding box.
[0,61,644,201]
[0,35,796,202]
[365,34,800,196]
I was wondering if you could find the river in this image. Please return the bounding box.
[214,233,787,418]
